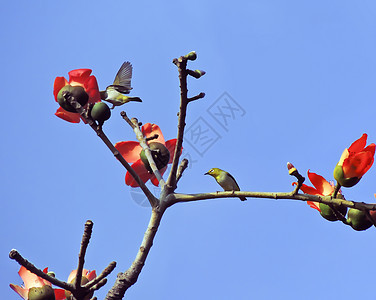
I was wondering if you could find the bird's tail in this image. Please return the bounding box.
[128,97,142,102]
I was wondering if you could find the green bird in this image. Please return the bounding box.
[100,61,142,109]
[205,168,246,201]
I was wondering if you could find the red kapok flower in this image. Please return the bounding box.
[10,266,66,300]
[334,133,375,187]
[298,170,336,212]
[67,269,96,284]
[115,123,179,187]
[296,170,347,222]
[53,69,101,123]
[65,269,96,299]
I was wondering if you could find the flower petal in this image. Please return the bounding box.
[307,201,321,212]
[67,269,77,283]
[142,123,165,144]
[53,77,68,100]
[54,289,67,300]
[343,151,374,178]
[115,141,143,163]
[338,149,349,166]
[9,284,28,299]
[348,133,367,153]
[68,69,92,85]
[308,171,333,196]
[85,75,101,103]
[18,266,45,289]
[165,139,180,163]
[86,270,97,281]
[55,107,81,123]
[364,143,376,156]
[125,159,153,187]
[299,183,320,196]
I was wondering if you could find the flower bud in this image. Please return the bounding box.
[333,164,361,187]
[184,51,197,61]
[346,208,373,231]
[57,85,89,112]
[140,142,170,173]
[319,203,347,222]
[90,102,111,125]
[28,286,55,300]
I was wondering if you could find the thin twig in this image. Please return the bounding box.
[187,92,205,103]
[85,261,117,289]
[9,249,73,291]
[176,159,189,183]
[74,220,93,290]
[121,112,165,190]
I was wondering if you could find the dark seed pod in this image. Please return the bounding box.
[90,102,111,125]
[140,142,170,173]
[57,85,89,112]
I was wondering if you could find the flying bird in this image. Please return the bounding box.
[205,168,246,201]
[100,61,142,109]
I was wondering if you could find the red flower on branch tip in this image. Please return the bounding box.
[10,266,66,300]
[53,69,101,123]
[334,133,375,187]
[295,170,337,212]
[115,123,179,187]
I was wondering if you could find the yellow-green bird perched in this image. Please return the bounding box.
[100,61,142,109]
[205,168,246,201]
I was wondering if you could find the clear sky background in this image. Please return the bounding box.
[2,1,376,299]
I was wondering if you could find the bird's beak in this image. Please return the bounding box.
[204,172,209,175]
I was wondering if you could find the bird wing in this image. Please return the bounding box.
[225,171,241,190]
[113,61,133,91]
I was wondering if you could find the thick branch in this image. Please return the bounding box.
[105,208,164,300]
[166,191,376,211]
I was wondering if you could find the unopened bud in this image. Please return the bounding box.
[185,51,197,61]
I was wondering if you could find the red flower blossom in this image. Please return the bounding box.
[10,266,66,300]
[65,269,96,299]
[53,69,101,123]
[115,123,179,187]
[298,170,336,212]
[67,269,96,284]
[334,134,375,187]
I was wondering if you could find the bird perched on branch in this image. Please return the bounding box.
[205,168,246,201]
[100,61,142,109]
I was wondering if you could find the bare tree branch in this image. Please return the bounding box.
[166,191,376,211]
[166,52,205,192]
[9,249,73,291]
[74,220,93,290]
[105,208,164,300]
[176,159,189,183]
[63,92,157,207]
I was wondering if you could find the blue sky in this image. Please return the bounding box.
[2,1,376,299]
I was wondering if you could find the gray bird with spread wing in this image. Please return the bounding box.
[100,61,142,109]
